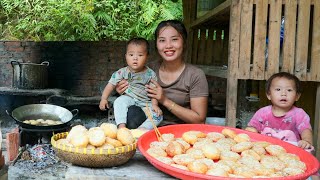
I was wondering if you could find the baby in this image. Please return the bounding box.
[246,72,313,151]
[99,37,162,130]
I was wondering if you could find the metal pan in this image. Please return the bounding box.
[6,104,79,130]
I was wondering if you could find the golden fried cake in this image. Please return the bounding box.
[221,128,237,138]
[172,154,195,166]
[117,128,135,145]
[70,132,89,148]
[88,128,106,147]
[105,137,123,147]
[100,123,118,139]
[147,147,167,158]
[187,161,208,174]
[202,143,220,160]
[166,141,185,157]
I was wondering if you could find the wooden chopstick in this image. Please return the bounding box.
[145,103,162,141]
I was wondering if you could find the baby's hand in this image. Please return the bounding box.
[245,126,258,133]
[152,105,163,116]
[99,99,109,110]
[298,140,312,150]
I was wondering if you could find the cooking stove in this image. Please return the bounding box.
[19,126,70,146]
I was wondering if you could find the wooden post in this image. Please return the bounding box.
[251,0,268,80]
[295,0,311,81]
[238,0,253,79]
[226,0,241,127]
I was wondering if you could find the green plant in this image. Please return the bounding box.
[0,0,182,41]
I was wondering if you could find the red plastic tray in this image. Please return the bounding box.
[138,124,319,180]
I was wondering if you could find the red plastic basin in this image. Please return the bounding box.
[138,124,319,180]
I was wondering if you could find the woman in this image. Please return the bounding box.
[117,20,209,128]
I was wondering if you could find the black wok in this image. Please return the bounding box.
[6,104,79,130]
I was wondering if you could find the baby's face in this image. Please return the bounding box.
[267,77,300,111]
[125,44,148,73]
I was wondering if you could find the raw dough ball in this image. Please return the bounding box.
[100,123,118,139]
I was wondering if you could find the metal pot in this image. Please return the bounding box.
[11,60,49,89]
[6,104,79,130]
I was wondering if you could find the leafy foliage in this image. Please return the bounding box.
[0,0,182,41]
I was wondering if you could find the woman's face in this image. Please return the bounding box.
[156,26,184,62]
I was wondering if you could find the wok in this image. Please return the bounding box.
[6,104,79,130]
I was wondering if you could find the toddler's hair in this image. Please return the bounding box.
[265,72,301,94]
[126,37,150,55]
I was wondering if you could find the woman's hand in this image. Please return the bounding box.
[146,79,166,104]
[115,79,129,95]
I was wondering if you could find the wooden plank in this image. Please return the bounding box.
[315,83,320,160]
[192,29,199,64]
[222,28,230,65]
[226,0,241,127]
[251,0,268,80]
[295,0,311,81]
[253,0,315,5]
[197,65,227,79]
[282,0,297,73]
[186,29,195,63]
[265,0,282,78]
[191,0,232,28]
[183,0,196,63]
[309,0,320,81]
[205,29,214,65]
[182,0,197,27]
[214,30,223,65]
[238,0,253,79]
[197,29,206,65]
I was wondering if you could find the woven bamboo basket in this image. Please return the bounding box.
[51,132,137,168]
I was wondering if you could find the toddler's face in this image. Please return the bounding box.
[267,77,301,111]
[125,44,148,72]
